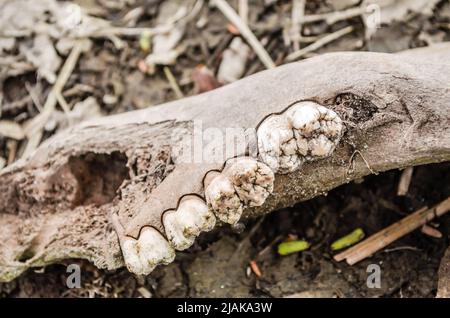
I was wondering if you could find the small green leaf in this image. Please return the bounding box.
[277,240,310,256]
[331,228,365,251]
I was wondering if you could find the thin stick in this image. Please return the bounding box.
[238,0,248,25]
[22,40,88,158]
[286,26,354,62]
[397,166,414,196]
[211,0,275,69]
[302,6,366,24]
[347,149,376,176]
[301,1,390,25]
[334,197,450,265]
[291,0,305,51]
[163,67,184,99]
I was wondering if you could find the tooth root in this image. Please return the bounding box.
[137,227,175,274]
[121,238,146,275]
[163,197,216,250]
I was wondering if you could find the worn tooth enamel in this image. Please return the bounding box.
[287,102,321,135]
[121,238,146,275]
[257,114,302,173]
[163,197,216,250]
[309,134,335,157]
[224,157,274,207]
[257,101,344,174]
[293,131,308,156]
[137,227,175,274]
[205,173,243,225]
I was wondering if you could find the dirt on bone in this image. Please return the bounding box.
[333,93,379,123]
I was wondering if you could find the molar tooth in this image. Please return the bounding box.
[205,173,243,225]
[224,157,274,207]
[163,197,216,250]
[308,134,334,157]
[258,101,344,173]
[137,227,175,274]
[258,115,302,173]
[121,238,146,275]
[287,102,321,134]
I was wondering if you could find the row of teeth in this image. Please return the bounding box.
[118,102,344,275]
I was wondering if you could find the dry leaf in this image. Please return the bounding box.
[217,37,250,84]
[192,65,220,94]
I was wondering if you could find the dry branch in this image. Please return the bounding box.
[1,44,450,281]
[334,197,450,265]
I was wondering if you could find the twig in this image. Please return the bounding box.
[163,67,184,99]
[238,0,248,25]
[211,0,276,69]
[285,26,354,62]
[383,246,421,253]
[22,40,89,158]
[291,0,305,51]
[346,149,376,176]
[334,197,450,265]
[397,166,414,196]
[301,1,390,25]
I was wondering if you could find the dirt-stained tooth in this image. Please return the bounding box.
[163,196,216,250]
[205,172,243,225]
[137,227,175,272]
[257,114,302,173]
[224,157,274,207]
[257,101,343,173]
[121,238,146,275]
[205,157,275,225]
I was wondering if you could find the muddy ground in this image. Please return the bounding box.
[1,0,450,297]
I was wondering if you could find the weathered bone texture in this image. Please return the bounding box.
[1,44,450,281]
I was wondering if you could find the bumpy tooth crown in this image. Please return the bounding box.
[258,101,343,174]
[205,173,244,224]
[120,227,175,276]
[138,227,175,268]
[205,157,275,225]
[163,196,216,250]
[257,115,303,173]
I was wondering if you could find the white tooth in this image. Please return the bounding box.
[287,103,321,134]
[257,115,301,173]
[164,198,216,250]
[137,227,175,274]
[205,174,243,224]
[121,238,145,275]
[293,131,308,156]
[309,135,334,157]
[225,157,274,207]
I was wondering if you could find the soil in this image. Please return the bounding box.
[1,0,450,297]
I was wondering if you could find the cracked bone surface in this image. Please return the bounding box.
[205,157,275,225]
[163,196,216,250]
[258,101,343,173]
[121,227,175,276]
